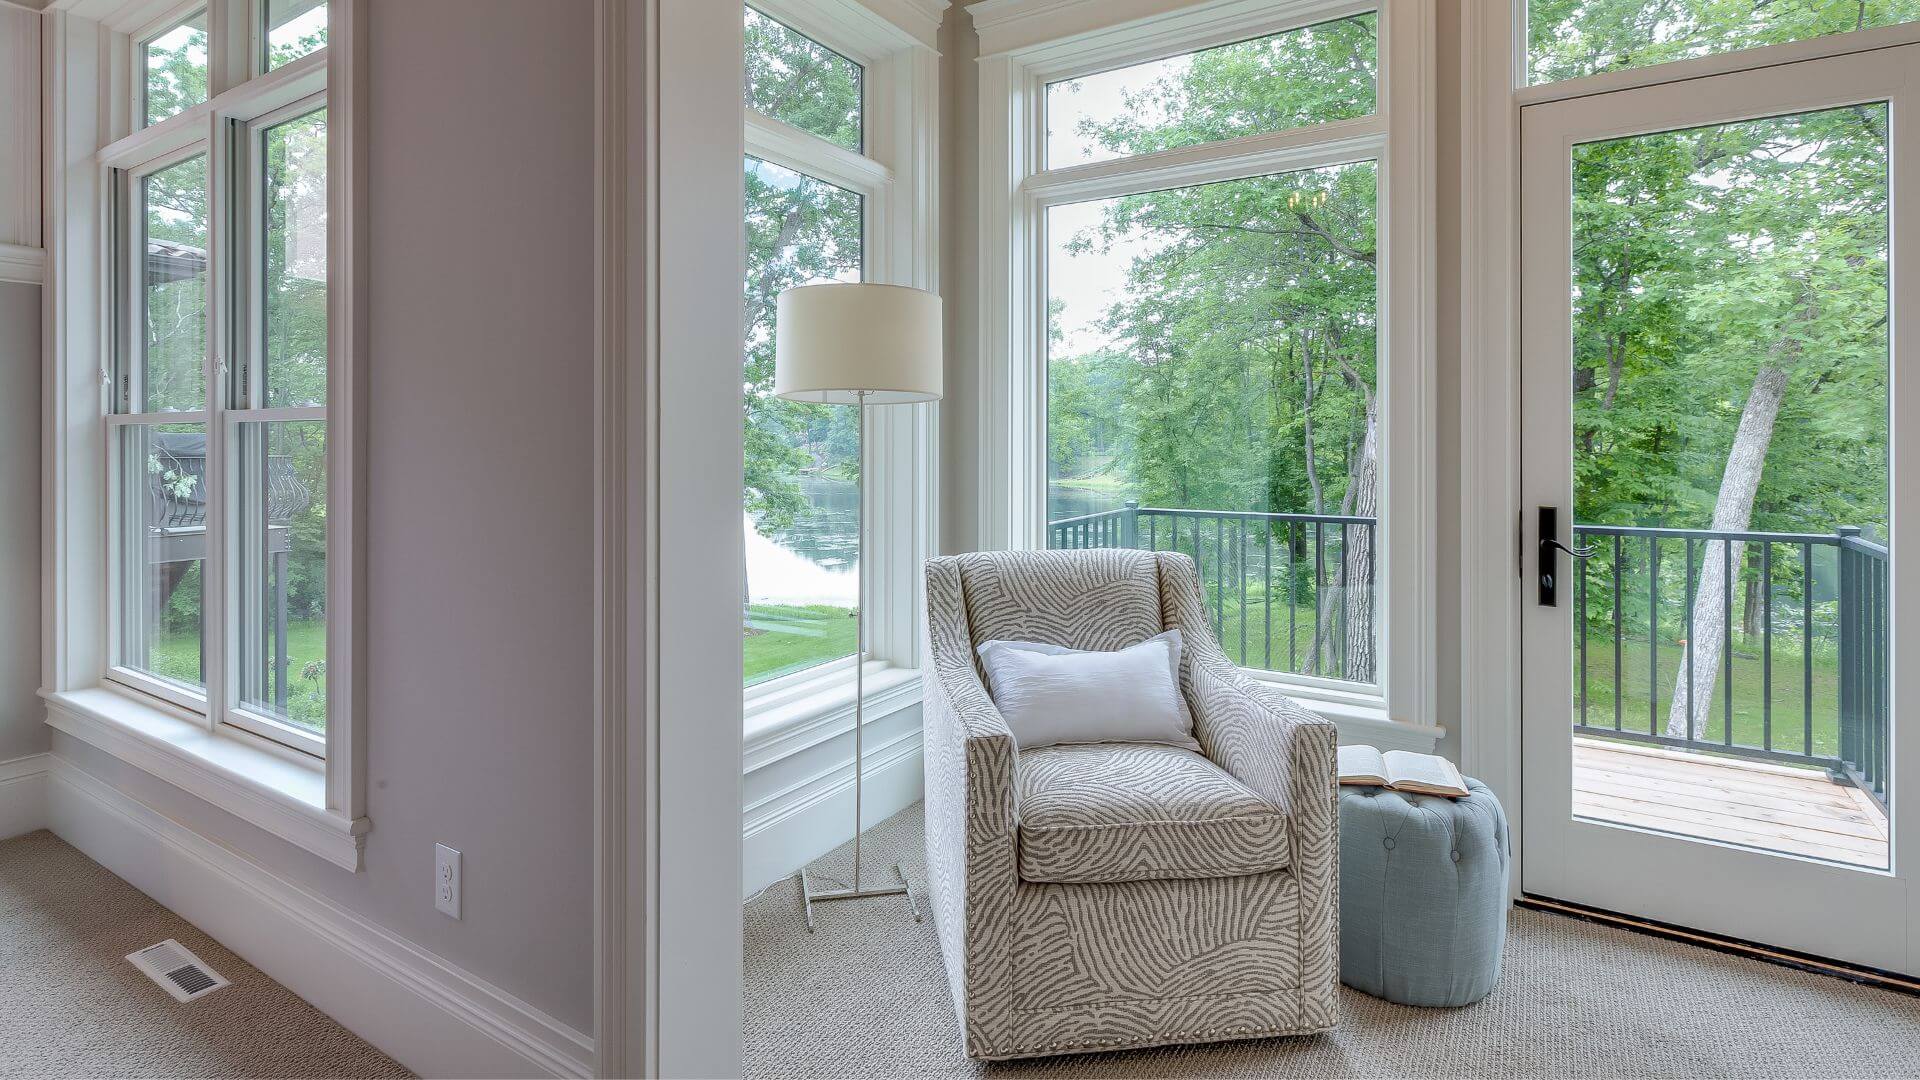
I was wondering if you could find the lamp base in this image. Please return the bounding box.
[799,864,922,932]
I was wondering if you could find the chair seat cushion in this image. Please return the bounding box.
[1016,743,1292,884]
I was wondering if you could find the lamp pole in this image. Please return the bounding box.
[799,389,921,931]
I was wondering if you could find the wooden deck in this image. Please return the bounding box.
[1572,736,1888,869]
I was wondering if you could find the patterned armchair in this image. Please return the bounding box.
[921,549,1340,1061]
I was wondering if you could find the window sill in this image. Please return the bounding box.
[743,661,923,769]
[42,686,368,871]
[1244,672,1448,754]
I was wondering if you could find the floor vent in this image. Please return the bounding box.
[127,939,230,1003]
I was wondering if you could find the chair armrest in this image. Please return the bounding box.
[921,650,1018,839]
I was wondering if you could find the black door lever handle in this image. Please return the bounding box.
[1541,538,1597,560]
[1537,506,1592,607]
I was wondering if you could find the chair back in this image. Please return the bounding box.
[943,548,1166,654]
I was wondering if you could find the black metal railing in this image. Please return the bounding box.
[1570,523,1888,810]
[1047,501,1377,683]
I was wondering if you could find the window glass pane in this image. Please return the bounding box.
[265,0,328,70]
[143,10,207,127]
[1046,162,1379,683]
[1528,1,1920,84]
[141,154,208,414]
[236,421,327,731]
[263,108,328,409]
[1566,106,1890,866]
[1045,13,1377,169]
[743,156,862,686]
[744,6,862,153]
[117,422,207,691]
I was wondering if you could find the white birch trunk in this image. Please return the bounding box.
[1665,361,1790,739]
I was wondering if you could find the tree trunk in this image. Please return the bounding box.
[1665,361,1791,739]
[1336,393,1379,683]
[1307,355,1377,682]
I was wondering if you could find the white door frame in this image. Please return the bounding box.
[1516,44,1919,973]
[596,0,746,1075]
[1458,2,1920,909]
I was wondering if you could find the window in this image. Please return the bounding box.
[142,7,208,127]
[1047,162,1379,682]
[1526,0,1920,84]
[1045,12,1376,168]
[107,45,333,757]
[741,6,869,690]
[980,1,1431,716]
[264,0,329,71]
[745,7,862,152]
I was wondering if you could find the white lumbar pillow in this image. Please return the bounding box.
[975,629,1197,750]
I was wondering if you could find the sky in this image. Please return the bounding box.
[1042,59,1189,359]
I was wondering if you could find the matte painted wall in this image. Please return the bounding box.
[0,283,41,763]
[55,0,598,1031]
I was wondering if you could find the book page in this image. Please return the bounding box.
[1337,744,1387,786]
[1382,750,1469,797]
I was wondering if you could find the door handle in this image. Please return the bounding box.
[1537,506,1594,607]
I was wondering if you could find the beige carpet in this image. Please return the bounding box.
[745,803,1920,1078]
[0,830,409,1080]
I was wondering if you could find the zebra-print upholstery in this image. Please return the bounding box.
[1015,743,1291,884]
[922,549,1340,1060]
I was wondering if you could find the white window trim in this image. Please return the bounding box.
[44,0,368,869]
[740,0,941,736]
[972,0,1438,734]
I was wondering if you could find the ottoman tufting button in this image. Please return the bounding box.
[1451,849,1461,862]
[1382,837,1395,850]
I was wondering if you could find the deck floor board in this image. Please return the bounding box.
[1571,737,1888,869]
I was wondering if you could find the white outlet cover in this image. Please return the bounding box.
[435,843,461,919]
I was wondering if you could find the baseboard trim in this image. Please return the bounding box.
[0,753,50,840]
[45,755,594,1079]
[1519,895,1920,996]
[743,728,924,899]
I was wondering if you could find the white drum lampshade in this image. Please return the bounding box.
[773,283,943,404]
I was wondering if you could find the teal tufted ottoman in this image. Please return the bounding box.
[1338,777,1509,1007]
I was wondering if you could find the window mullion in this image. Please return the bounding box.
[203,110,233,733]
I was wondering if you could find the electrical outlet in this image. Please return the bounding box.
[435,843,461,919]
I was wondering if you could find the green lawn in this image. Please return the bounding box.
[1575,631,1841,757]
[744,603,859,685]
[152,619,327,730]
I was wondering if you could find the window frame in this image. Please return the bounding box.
[44,0,366,870]
[739,0,941,739]
[974,0,1437,734]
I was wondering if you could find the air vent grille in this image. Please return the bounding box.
[127,939,230,1003]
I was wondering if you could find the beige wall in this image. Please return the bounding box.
[0,282,41,764]
[54,0,600,1030]
[937,2,1469,758]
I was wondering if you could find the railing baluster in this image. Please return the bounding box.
[1263,523,1273,672]
[1723,536,1733,748]
[1579,537,1589,729]
[1214,517,1225,643]
[1613,533,1623,732]
[1287,521,1298,673]
[1685,537,1696,738]
[1238,522,1248,667]
[1649,536,1660,737]
[1762,542,1772,753]
[1314,522,1327,678]
[1803,541,1813,757]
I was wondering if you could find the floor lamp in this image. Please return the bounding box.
[773,282,943,931]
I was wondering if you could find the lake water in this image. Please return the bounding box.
[746,477,1133,606]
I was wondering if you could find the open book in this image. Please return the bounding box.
[1338,744,1470,798]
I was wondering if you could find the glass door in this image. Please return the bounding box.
[1519,44,1918,972]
